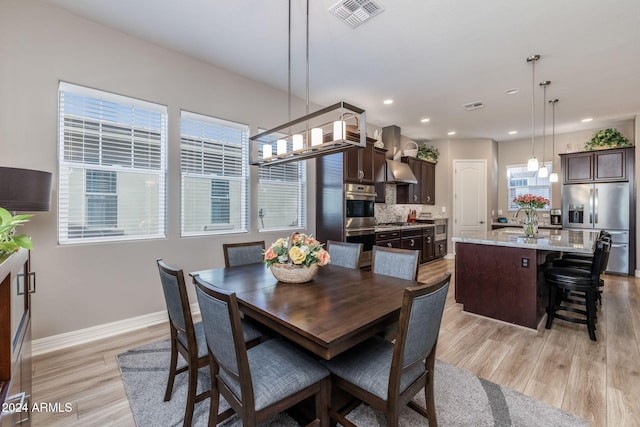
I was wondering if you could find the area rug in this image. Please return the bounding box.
[117,339,587,427]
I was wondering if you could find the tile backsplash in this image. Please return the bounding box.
[374,184,447,223]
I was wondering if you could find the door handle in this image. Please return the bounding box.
[479,220,485,224]
[594,188,598,224]
[589,189,594,224]
[387,242,392,247]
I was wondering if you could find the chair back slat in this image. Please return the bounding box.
[327,240,362,269]
[157,259,192,335]
[372,246,420,280]
[402,278,450,367]
[223,241,265,267]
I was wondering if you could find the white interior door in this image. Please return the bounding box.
[453,160,487,239]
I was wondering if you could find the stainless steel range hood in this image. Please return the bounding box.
[386,159,417,184]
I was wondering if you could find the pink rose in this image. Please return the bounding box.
[317,249,330,266]
[264,247,277,260]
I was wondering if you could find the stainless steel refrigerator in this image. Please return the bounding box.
[562,182,630,274]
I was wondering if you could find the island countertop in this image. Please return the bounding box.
[451,228,600,254]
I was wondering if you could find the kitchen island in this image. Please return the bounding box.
[452,229,599,329]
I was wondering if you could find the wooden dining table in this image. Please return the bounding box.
[190,263,421,360]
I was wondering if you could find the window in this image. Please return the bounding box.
[180,112,248,235]
[507,162,552,210]
[256,132,306,231]
[58,82,167,243]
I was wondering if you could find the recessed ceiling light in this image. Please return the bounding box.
[383,99,394,105]
[447,131,456,136]
[508,131,518,135]
[505,88,519,95]
[581,118,593,123]
[420,118,430,123]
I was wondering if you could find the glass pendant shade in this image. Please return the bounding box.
[549,172,559,182]
[538,165,549,178]
[527,157,539,171]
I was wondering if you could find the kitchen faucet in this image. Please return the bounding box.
[512,208,525,222]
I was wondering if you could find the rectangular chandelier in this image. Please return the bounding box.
[250,101,366,167]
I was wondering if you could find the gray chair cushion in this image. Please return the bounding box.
[322,336,425,401]
[328,241,361,269]
[220,339,329,411]
[226,244,264,267]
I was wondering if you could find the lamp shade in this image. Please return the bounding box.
[0,167,52,211]
[527,157,539,172]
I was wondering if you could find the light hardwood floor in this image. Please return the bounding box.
[31,259,640,426]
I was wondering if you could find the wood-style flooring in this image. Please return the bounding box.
[31,259,640,426]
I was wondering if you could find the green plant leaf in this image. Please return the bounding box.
[12,234,33,250]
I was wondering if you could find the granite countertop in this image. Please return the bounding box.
[451,229,599,254]
[491,222,562,230]
[374,223,435,232]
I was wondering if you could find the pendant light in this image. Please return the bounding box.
[250,0,366,166]
[549,99,559,182]
[526,55,540,171]
[538,80,551,178]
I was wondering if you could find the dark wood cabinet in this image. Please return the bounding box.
[376,230,400,249]
[400,229,423,257]
[422,227,435,263]
[1,250,31,427]
[344,142,374,184]
[373,148,387,203]
[561,147,632,183]
[396,157,435,205]
[435,240,447,258]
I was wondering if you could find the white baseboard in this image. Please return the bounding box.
[444,253,455,260]
[635,269,640,278]
[32,303,200,356]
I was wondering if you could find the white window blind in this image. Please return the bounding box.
[180,111,249,235]
[257,131,306,231]
[507,162,552,210]
[58,82,167,243]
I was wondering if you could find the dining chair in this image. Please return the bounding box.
[327,240,363,269]
[322,272,451,427]
[223,241,265,267]
[372,245,420,281]
[192,274,331,426]
[156,259,263,426]
[544,237,610,341]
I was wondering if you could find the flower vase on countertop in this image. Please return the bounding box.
[522,208,538,237]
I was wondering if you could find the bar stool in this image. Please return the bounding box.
[544,238,610,341]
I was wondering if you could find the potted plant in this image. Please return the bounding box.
[0,207,33,255]
[263,232,330,283]
[417,144,439,163]
[584,128,631,151]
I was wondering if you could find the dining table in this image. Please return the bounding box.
[190,263,422,360]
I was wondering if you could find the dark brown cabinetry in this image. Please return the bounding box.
[375,230,400,249]
[1,250,31,427]
[373,148,387,203]
[560,147,632,183]
[422,227,435,263]
[344,142,374,184]
[435,240,447,258]
[400,229,423,258]
[396,157,435,205]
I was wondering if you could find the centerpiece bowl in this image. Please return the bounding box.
[263,232,329,284]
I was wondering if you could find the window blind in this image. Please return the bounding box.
[180,111,249,235]
[257,131,306,231]
[58,82,167,243]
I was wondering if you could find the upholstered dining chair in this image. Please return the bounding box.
[192,274,331,426]
[327,240,363,269]
[156,259,263,426]
[372,245,420,281]
[322,272,451,427]
[223,241,265,267]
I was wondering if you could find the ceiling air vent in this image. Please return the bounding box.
[329,0,384,28]
[462,101,485,111]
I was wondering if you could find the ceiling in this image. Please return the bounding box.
[42,0,640,142]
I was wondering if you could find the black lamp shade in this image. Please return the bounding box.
[0,167,52,212]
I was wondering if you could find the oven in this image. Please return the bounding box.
[344,183,376,267]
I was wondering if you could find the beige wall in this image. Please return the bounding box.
[497,119,635,215]
[0,0,323,339]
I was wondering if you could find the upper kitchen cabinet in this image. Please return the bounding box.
[560,146,634,183]
[396,157,435,205]
[373,147,387,203]
[344,141,374,184]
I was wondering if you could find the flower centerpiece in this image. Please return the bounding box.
[513,194,550,237]
[264,232,330,283]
